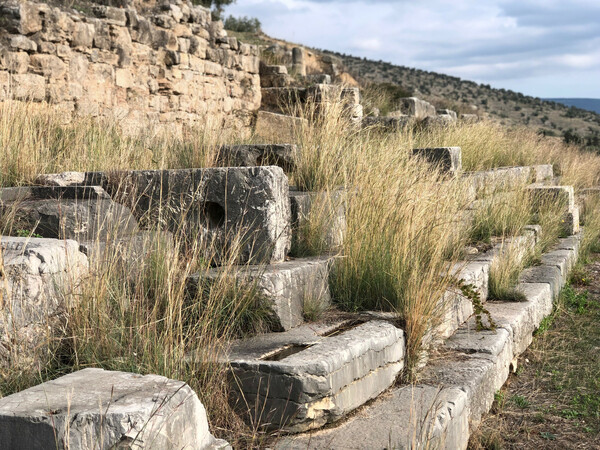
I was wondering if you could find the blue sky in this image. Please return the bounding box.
[225,0,600,98]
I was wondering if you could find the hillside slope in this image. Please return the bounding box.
[327,52,600,148]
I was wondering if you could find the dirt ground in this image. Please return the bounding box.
[469,255,600,449]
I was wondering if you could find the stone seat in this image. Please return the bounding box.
[0,368,230,450]
[187,255,335,331]
[218,319,405,433]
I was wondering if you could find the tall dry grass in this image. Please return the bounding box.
[2,93,600,441]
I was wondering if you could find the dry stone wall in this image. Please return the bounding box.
[0,0,261,135]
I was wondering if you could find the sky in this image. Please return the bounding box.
[224,0,600,98]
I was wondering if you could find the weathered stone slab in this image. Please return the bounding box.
[225,320,404,432]
[1,186,139,241]
[518,265,562,300]
[188,256,334,331]
[0,368,229,450]
[413,147,462,174]
[255,111,306,143]
[437,109,458,120]
[217,144,298,172]
[527,185,574,209]
[361,116,412,131]
[289,189,346,254]
[532,164,554,183]
[465,166,533,196]
[398,97,436,119]
[107,167,291,264]
[460,113,479,122]
[276,385,469,449]
[0,237,88,370]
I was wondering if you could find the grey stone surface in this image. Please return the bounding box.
[188,256,334,331]
[66,167,291,265]
[1,186,139,241]
[424,115,455,127]
[225,320,404,432]
[460,113,479,122]
[0,368,228,450]
[289,189,346,254]
[465,166,533,196]
[398,97,436,119]
[218,144,298,172]
[532,164,554,182]
[437,109,458,120]
[413,147,462,173]
[276,385,469,450]
[361,116,412,130]
[0,237,88,369]
[255,111,307,143]
[527,185,575,209]
[519,265,562,300]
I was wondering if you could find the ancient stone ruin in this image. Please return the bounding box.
[0,1,591,449]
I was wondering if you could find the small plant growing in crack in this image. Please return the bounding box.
[451,277,496,331]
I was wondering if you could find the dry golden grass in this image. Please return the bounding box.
[2,97,600,442]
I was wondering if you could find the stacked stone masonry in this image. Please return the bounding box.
[0,0,261,135]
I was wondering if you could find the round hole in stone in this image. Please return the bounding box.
[201,201,225,229]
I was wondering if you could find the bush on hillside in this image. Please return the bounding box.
[224,15,261,33]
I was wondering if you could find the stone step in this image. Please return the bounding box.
[289,188,346,255]
[0,185,139,241]
[277,232,581,449]
[36,166,292,264]
[0,368,230,450]
[187,256,335,331]
[0,237,88,370]
[217,144,298,172]
[220,319,405,433]
[413,147,462,174]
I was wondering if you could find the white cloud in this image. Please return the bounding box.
[224,0,600,97]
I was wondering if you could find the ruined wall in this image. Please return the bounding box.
[0,0,261,135]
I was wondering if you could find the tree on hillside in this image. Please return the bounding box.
[194,0,235,19]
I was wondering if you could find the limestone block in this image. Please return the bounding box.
[189,256,334,331]
[255,111,307,143]
[532,164,554,182]
[217,144,297,172]
[437,109,458,120]
[0,368,229,450]
[30,54,67,78]
[276,385,469,450]
[94,166,291,264]
[0,186,139,241]
[71,22,95,48]
[289,189,347,254]
[11,73,45,101]
[413,147,462,174]
[5,52,30,74]
[0,237,88,369]
[18,2,45,35]
[467,166,533,196]
[398,97,436,119]
[362,116,412,131]
[10,35,37,52]
[225,320,405,432]
[527,185,574,209]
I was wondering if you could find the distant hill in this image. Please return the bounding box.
[326,52,600,148]
[546,99,600,114]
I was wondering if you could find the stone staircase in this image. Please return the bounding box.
[0,142,588,448]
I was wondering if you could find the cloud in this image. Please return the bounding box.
[224,0,600,97]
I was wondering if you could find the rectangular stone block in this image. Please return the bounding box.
[289,189,346,255]
[255,110,307,143]
[188,256,334,331]
[527,185,574,209]
[361,116,412,131]
[1,186,139,241]
[413,147,462,174]
[532,164,554,182]
[398,97,436,119]
[0,237,88,370]
[466,166,533,196]
[224,320,405,432]
[0,368,229,450]
[217,144,298,172]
